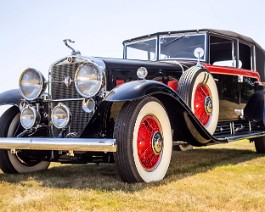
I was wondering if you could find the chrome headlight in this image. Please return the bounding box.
[19,68,46,100]
[51,103,71,129]
[74,63,103,98]
[20,106,40,129]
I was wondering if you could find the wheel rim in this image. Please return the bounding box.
[137,116,163,171]
[194,84,212,125]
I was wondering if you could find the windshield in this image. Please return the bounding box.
[124,33,206,61]
[160,34,206,60]
[125,37,157,61]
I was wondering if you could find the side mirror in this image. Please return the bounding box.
[194,47,205,67]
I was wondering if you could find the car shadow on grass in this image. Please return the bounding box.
[0,147,263,192]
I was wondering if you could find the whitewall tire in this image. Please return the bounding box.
[114,97,172,183]
[0,106,50,174]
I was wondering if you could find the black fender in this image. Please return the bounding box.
[0,89,22,106]
[104,80,224,146]
[244,90,265,126]
[104,80,177,102]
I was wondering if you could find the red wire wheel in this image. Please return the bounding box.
[137,116,163,170]
[194,84,212,126]
[114,97,172,183]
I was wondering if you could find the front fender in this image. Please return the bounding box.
[104,80,177,101]
[104,80,223,146]
[0,89,22,106]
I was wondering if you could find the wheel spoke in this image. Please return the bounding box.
[137,116,162,170]
[194,84,211,126]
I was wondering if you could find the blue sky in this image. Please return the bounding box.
[0,0,264,96]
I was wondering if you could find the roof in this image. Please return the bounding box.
[123,29,263,50]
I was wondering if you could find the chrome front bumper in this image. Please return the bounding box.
[0,138,117,152]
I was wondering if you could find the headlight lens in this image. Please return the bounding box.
[19,68,46,100]
[74,63,103,98]
[51,103,71,129]
[20,106,40,129]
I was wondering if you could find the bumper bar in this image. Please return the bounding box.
[0,138,117,152]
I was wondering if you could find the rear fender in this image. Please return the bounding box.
[244,90,265,126]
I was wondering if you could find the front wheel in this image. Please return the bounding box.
[0,106,50,174]
[114,97,172,183]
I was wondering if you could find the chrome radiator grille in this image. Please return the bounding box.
[50,58,93,137]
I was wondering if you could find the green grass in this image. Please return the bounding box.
[0,141,265,211]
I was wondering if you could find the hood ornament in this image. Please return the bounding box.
[63,39,81,55]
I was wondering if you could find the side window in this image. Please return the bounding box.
[239,42,251,70]
[210,36,236,67]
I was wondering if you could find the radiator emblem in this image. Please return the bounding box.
[64,76,72,87]
[67,57,75,63]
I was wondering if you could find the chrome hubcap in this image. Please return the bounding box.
[204,96,213,114]
[152,132,163,154]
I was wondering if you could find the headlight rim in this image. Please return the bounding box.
[74,62,103,98]
[51,103,71,129]
[19,68,46,101]
[20,106,40,129]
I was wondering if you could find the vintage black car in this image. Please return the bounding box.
[0,29,265,183]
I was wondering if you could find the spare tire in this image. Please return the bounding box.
[178,66,219,134]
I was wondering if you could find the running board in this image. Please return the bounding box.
[215,131,265,142]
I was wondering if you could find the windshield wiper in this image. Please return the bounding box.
[162,34,186,48]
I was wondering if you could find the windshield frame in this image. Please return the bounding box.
[123,32,208,62]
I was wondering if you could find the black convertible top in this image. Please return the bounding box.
[123,29,264,50]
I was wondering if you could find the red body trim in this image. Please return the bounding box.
[116,80,125,86]
[204,64,261,81]
[167,80,178,91]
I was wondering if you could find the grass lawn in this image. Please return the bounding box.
[0,140,265,211]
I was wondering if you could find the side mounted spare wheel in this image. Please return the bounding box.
[114,97,172,183]
[0,106,50,174]
[178,66,219,134]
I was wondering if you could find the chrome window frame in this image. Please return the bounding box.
[238,40,256,71]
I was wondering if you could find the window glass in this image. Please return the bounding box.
[159,34,206,60]
[125,38,157,60]
[239,42,251,70]
[210,36,236,67]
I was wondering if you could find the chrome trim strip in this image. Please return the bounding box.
[253,45,256,72]
[0,138,117,152]
[226,131,265,141]
[44,98,84,102]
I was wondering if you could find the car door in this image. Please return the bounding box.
[207,35,258,121]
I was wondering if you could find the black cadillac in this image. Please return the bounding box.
[0,29,265,183]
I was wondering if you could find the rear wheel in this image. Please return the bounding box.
[114,97,172,183]
[253,137,265,153]
[0,106,50,173]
